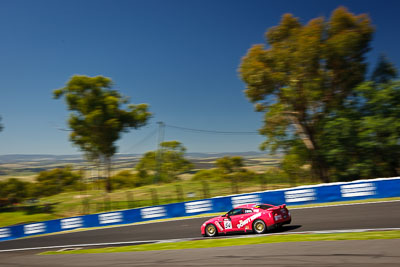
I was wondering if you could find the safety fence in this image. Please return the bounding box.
[1,177,399,241]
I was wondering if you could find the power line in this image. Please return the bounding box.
[154,122,165,184]
[50,121,72,132]
[165,124,259,135]
[121,128,158,153]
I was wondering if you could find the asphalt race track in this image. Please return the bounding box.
[1,201,399,252]
[1,239,400,267]
[0,201,399,266]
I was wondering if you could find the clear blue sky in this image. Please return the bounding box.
[0,0,399,155]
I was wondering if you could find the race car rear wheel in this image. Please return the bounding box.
[253,219,266,234]
[205,224,218,237]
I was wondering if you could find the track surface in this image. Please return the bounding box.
[1,239,400,266]
[1,201,400,251]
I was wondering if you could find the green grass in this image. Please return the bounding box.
[40,230,400,255]
[0,211,57,227]
[1,183,399,228]
[5,196,399,239]
[0,179,310,227]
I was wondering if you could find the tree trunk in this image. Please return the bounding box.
[288,114,330,183]
[311,152,330,183]
[389,160,399,177]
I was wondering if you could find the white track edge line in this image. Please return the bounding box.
[289,199,400,210]
[1,199,399,241]
[1,227,400,253]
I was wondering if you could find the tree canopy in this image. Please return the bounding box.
[54,75,151,192]
[215,156,244,174]
[320,76,400,181]
[35,166,81,196]
[239,7,374,182]
[135,141,193,183]
[0,178,30,203]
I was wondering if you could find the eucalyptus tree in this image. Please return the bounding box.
[321,58,399,181]
[135,141,193,183]
[54,75,151,192]
[239,7,373,182]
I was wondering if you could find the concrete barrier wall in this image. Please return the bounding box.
[1,177,399,241]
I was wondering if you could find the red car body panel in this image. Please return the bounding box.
[201,203,291,236]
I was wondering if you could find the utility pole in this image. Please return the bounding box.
[154,121,165,184]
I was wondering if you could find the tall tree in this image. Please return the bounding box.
[215,156,244,175]
[239,7,373,182]
[371,54,398,84]
[135,141,193,183]
[54,75,151,192]
[321,78,400,181]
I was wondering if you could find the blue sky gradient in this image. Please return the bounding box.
[0,0,399,155]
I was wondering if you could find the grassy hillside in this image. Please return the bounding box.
[0,177,310,227]
[0,152,288,227]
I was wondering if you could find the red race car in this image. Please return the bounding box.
[201,203,291,237]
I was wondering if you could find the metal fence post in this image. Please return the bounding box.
[126,191,135,208]
[202,181,210,199]
[104,195,110,211]
[82,198,90,215]
[231,180,239,194]
[151,188,159,206]
[260,174,267,191]
[175,185,184,202]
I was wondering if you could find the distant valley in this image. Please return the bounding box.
[0,152,281,181]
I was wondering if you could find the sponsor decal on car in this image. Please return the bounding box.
[237,212,262,229]
[224,219,233,229]
[215,221,224,231]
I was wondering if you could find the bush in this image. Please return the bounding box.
[264,167,289,184]
[34,166,82,197]
[0,178,30,204]
[111,170,142,189]
[230,169,259,182]
[192,169,224,181]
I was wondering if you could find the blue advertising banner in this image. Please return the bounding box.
[1,177,399,242]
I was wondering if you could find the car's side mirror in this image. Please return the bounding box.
[224,213,229,218]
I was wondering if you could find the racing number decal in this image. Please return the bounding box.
[224,220,232,229]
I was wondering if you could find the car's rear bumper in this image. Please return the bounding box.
[268,217,291,230]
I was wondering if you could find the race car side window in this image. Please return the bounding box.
[227,208,243,216]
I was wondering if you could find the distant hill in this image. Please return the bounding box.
[185,151,267,158]
[0,154,83,163]
[0,151,273,164]
[0,152,281,180]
